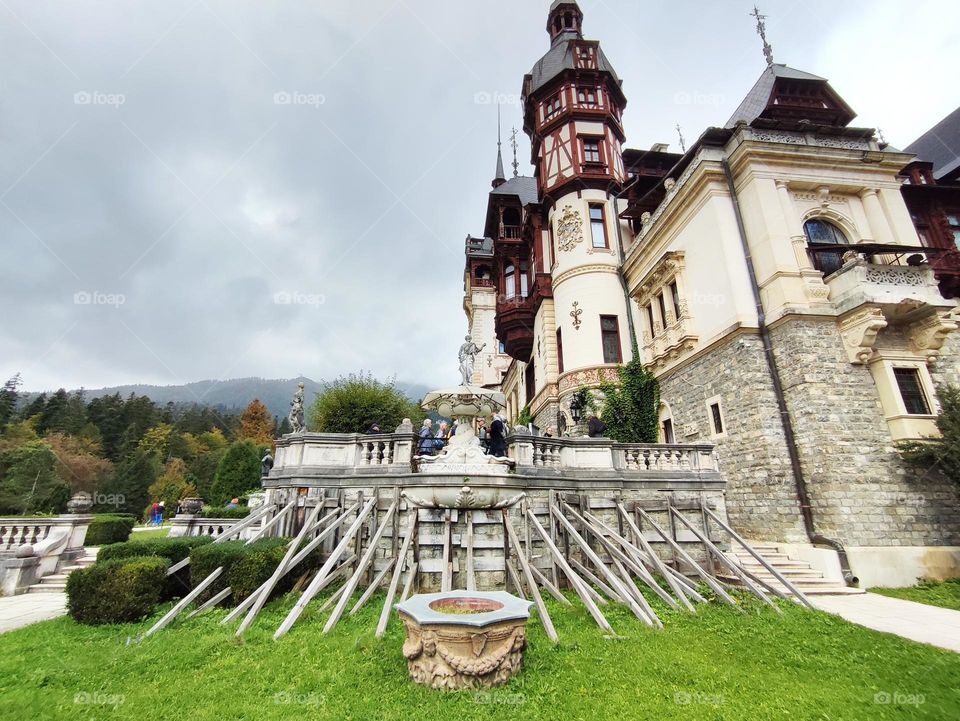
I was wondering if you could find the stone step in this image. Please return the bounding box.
[29,582,66,593]
[738,558,812,569]
[40,574,69,582]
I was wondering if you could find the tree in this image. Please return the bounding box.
[899,383,960,484]
[308,373,424,433]
[239,399,274,446]
[209,440,261,506]
[44,432,113,495]
[598,351,660,443]
[37,388,70,434]
[147,458,196,519]
[18,391,47,423]
[100,450,159,514]
[0,441,71,515]
[0,373,22,430]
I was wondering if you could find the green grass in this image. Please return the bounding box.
[871,579,960,612]
[126,527,171,541]
[0,590,957,720]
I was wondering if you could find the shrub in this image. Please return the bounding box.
[189,537,321,604]
[209,440,261,506]
[899,383,960,485]
[97,535,214,599]
[308,372,424,433]
[66,556,169,625]
[200,505,250,519]
[85,514,135,545]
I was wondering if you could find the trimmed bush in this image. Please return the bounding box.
[189,537,321,604]
[85,514,135,545]
[66,556,169,625]
[97,536,213,600]
[200,505,250,519]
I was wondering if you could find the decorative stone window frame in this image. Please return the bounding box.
[867,353,939,441]
[658,401,675,444]
[632,251,697,370]
[705,394,726,439]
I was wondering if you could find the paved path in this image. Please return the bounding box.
[0,592,67,634]
[813,592,960,653]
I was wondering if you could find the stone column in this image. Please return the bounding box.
[776,180,813,270]
[860,188,893,244]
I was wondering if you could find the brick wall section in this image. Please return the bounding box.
[659,334,809,543]
[768,317,960,547]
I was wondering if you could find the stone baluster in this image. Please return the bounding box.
[385,440,394,465]
[533,443,544,467]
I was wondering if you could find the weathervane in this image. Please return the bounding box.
[509,127,520,177]
[675,123,686,153]
[750,5,774,67]
[876,128,886,146]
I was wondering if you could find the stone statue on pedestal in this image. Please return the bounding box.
[261,451,274,477]
[458,336,486,386]
[288,382,306,434]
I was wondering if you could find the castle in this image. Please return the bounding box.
[462,1,960,586]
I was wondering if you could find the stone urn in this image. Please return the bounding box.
[66,491,93,514]
[395,590,533,690]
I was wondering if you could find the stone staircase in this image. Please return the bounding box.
[27,548,98,594]
[723,542,864,596]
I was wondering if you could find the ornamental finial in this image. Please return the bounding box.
[750,6,774,67]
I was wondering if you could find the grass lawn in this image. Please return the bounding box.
[126,527,171,541]
[871,579,960,612]
[0,590,957,720]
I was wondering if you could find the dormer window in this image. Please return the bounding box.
[577,87,598,107]
[544,93,562,121]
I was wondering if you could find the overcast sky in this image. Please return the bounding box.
[2,0,956,393]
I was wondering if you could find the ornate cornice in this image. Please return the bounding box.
[838,307,888,364]
[551,262,619,287]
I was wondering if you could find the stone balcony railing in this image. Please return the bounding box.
[826,257,951,317]
[0,514,92,595]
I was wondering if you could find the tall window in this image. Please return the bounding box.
[803,219,847,276]
[600,315,622,364]
[709,402,724,435]
[669,281,681,318]
[589,204,608,248]
[556,328,564,374]
[661,417,675,444]
[658,292,668,326]
[582,138,602,164]
[525,364,535,406]
[577,87,598,107]
[894,368,931,415]
[947,213,960,251]
[544,93,562,121]
[503,263,515,299]
[645,304,656,337]
[519,260,529,298]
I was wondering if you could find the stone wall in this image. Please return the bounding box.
[769,317,960,547]
[658,333,809,543]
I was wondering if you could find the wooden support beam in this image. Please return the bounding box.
[506,561,527,600]
[635,506,739,607]
[166,505,274,577]
[504,510,558,643]
[244,499,296,544]
[465,511,476,592]
[144,566,224,637]
[569,557,623,603]
[376,513,418,638]
[441,509,453,593]
[400,561,419,602]
[529,564,571,606]
[350,558,395,616]
[274,495,377,639]
[185,587,232,620]
[322,501,398,634]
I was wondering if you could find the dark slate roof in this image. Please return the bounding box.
[528,39,621,95]
[489,175,539,206]
[904,106,960,181]
[724,64,828,129]
[494,145,505,181]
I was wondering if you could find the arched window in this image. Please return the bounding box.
[503,264,515,299]
[803,218,847,276]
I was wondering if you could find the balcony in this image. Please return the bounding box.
[495,294,535,360]
[642,302,698,371]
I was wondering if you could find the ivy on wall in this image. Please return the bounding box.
[599,350,660,443]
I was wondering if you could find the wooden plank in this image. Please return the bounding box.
[465,511,476,592]
[570,557,622,602]
[529,564,571,606]
[274,496,377,639]
[376,513,418,638]
[244,499,296,544]
[322,500,398,633]
[506,561,527,600]
[504,510,557,643]
[144,566,223,637]
[441,510,453,593]
[400,561,419,601]
[185,587,232,619]
[350,557,395,616]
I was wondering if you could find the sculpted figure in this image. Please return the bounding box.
[458,336,486,386]
[288,382,306,434]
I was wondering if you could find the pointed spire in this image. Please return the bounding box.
[750,6,774,67]
[493,105,506,188]
[509,127,520,178]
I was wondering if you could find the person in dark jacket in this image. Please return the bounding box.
[367,423,382,434]
[418,418,435,456]
[489,413,507,457]
[587,415,607,438]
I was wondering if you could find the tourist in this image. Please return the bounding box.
[544,425,556,438]
[588,415,607,438]
[158,500,165,525]
[489,413,507,457]
[477,418,489,453]
[418,418,434,456]
[367,423,382,434]
[225,498,240,509]
[435,421,450,450]
[150,500,161,526]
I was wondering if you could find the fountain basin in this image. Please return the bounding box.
[401,484,525,509]
[395,590,533,690]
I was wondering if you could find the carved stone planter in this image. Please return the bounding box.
[395,590,533,690]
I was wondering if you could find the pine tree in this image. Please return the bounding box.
[209,440,261,506]
[0,373,22,429]
[239,399,274,446]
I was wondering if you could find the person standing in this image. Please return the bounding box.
[489,413,507,457]
[158,501,165,525]
[150,500,161,526]
[477,418,489,453]
[435,421,450,451]
[418,418,435,456]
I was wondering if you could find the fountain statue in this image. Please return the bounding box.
[288,382,306,434]
[458,335,485,386]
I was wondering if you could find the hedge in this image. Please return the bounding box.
[84,515,135,546]
[189,537,321,605]
[200,506,251,519]
[97,536,213,600]
[66,556,169,625]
